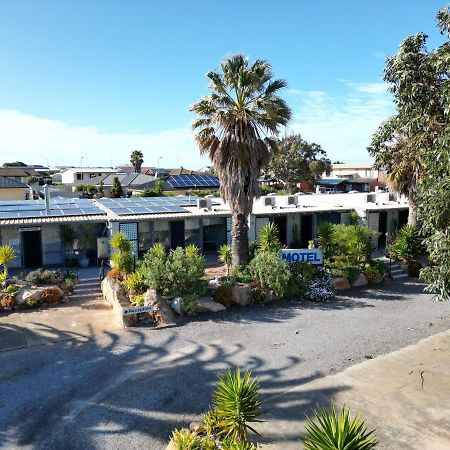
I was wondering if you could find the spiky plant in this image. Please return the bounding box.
[130,149,144,173]
[110,232,132,253]
[191,54,291,266]
[218,244,233,276]
[0,245,15,277]
[302,403,378,450]
[213,368,263,442]
[257,222,282,254]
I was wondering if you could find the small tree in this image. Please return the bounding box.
[0,245,16,277]
[110,177,124,198]
[218,244,233,276]
[130,150,144,173]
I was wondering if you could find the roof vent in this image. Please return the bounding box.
[43,184,50,214]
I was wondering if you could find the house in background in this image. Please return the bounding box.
[74,173,157,196]
[59,167,119,184]
[0,167,41,184]
[0,176,30,200]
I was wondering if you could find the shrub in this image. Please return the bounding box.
[25,269,63,285]
[218,244,233,276]
[289,262,319,298]
[229,265,253,284]
[139,244,205,297]
[1,284,18,306]
[302,402,377,450]
[257,222,282,254]
[170,428,203,449]
[41,286,63,304]
[0,245,16,277]
[213,368,262,442]
[406,259,422,278]
[139,243,167,291]
[248,252,291,298]
[110,232,132,253]
[213,285,233,306]
[363,267,383,284]
[131,293,146,307]
[107,267,121,280]
[303,268,335,302]
[124,271,147,295]
[182,294,199,315]
[388,224,423,262]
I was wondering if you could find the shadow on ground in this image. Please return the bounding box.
[0,322,344,449]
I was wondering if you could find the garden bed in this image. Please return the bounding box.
[0,268,79,313]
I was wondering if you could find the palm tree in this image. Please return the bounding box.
[385,134,423,225]
[191,54,291,265]
[130,150,144,173]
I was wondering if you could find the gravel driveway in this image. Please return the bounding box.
[1,279,450,449]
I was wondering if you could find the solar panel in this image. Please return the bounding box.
[165,174,220,189]
[0,198,106,219]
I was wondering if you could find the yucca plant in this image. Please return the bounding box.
[218,245,233,276]
[302,403,377,450]
[258,223,282,254]
[0,245,15,277]
[213,368,263,442]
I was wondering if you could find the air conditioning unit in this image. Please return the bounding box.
[366,193,376,203]
[286,195,298,206]
[197,198,212,209]
[263,196,276,207]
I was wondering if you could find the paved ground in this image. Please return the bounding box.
[257,329,450,450]
[1,279,450,449]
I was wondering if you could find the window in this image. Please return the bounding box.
[76,173,83,181]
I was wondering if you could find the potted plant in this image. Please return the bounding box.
[62,225,77,267]
[78,225,96,268]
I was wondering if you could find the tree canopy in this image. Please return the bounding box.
[368,6,450,300]
[2,161,27,167]
[130,150,144,173]
[267,134,330,193]
[191,54,291,265]
[110,177,124,198]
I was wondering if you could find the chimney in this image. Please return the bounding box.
[43,184,50,214]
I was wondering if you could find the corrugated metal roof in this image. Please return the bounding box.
[0,214,106,226]
[0,176,28,189]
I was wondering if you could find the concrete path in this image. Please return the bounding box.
[257,330,450,450]
[0,278,120,352]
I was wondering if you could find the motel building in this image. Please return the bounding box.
[0,190,409,270]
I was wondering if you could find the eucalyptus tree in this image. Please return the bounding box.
[191,54,291,265]
[130,150,144,173]
[368,6,450,300]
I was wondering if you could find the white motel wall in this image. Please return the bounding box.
[0,192,408,269]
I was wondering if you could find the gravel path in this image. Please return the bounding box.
[1,279,450,449]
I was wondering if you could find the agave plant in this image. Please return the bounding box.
[213,368,263,442]
[302,403,377,450]
[218,245,233,276]
[0,245,15,277]
[257,223,282,254]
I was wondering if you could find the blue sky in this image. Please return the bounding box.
[0,0,446,168]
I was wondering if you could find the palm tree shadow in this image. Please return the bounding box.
[0,323,346,450]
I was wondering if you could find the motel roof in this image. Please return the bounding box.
[0,192,409,226]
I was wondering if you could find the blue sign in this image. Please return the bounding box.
[280,248,323,264]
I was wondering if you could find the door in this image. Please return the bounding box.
[170,221,185,249]
[300,215,313,247]
[273,216,287,246]
[398,209,408,228]
[22,230,43,268]
[378,211,388,248]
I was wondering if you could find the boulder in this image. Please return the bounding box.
[352,273,368,287]
[196,296,226,313]
[170,297,183,315]
[145,289,177,325]
[331,277,351,291]
[16,287,43,306]
[230,283,252,306]
[40,285,64,304]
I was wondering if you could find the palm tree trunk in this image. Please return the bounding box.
[231,212,250,266]
[408,196,417,226]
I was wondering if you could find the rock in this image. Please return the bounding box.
[230,283,252,306]
[331,277,351,291]
[170,297,184,315]
[40,285,64,304]
[16,287,43,306]
[189,421,202,432]
[352,273,368,287]
[145,289,177,325]
[196,296,226,313]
